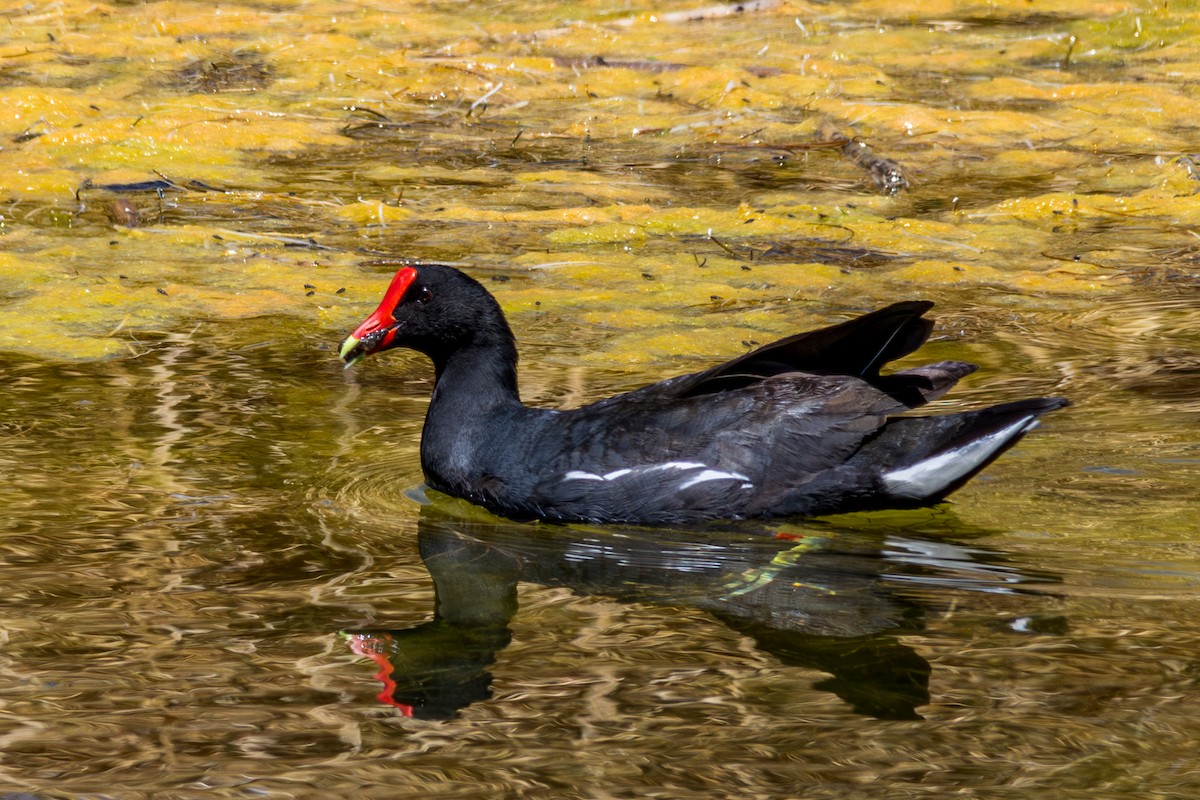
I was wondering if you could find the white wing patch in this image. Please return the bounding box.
[562,461,754,491]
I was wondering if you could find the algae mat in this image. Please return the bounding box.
[0,0,1194,360]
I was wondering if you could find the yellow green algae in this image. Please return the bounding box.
[0,0,1195,361]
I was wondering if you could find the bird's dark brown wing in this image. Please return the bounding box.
[593,301,958,412]
[522,374,905,523]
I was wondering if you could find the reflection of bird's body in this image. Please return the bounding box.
[340,264,1067,524]
[346,504,1056,720]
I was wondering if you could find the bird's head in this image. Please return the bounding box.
[339,264,513,369]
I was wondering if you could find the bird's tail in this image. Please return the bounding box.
[869,397,1069,505]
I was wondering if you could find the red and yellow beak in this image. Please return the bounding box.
[339,267,417,367]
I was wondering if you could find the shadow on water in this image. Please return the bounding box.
[345,497,1062,722]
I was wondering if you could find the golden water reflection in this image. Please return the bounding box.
[0,306,1196,795]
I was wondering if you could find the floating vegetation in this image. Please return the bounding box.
[173,51,273,94]
[758,240,902,269]
[0,0,1189,364]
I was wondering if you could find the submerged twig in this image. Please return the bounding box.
[208,228,341,251]
[610,0,782,25]
[1062,34,1078,70]
[819,122,909,195]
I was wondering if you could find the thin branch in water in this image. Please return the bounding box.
[819,122,909,195]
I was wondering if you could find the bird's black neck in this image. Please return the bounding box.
[426,320,523,416]
[420,334,525,497]
[413,280,530,495]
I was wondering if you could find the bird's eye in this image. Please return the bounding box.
[417,286,433,304]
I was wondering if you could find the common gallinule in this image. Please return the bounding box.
[339,265,1067,524]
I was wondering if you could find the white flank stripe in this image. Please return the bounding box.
[561,461,740,487]
[562,470,604,482]
[678,469,753,490]
[650,461,708,472]
[883,416,1038,499]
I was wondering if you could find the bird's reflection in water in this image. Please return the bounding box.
[346,498,1059,721]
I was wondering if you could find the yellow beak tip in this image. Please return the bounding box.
[339,335,364,367]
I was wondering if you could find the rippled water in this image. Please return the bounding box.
[2,0,1200,797]
[2,297,1197,797]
